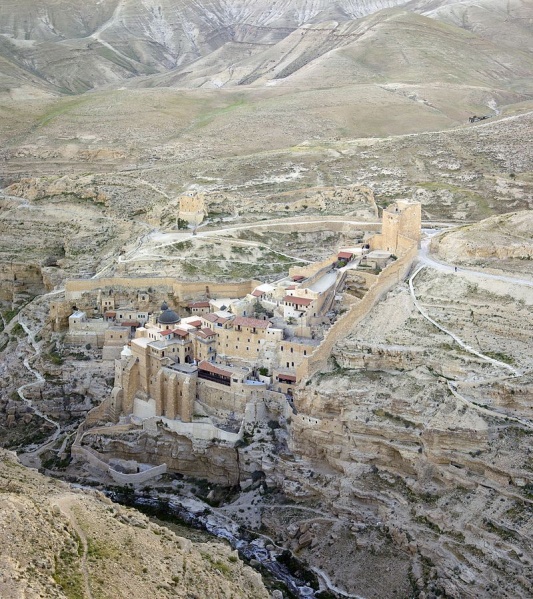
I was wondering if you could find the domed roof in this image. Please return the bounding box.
[158,302,180,325]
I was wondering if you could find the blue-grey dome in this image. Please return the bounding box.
[158,303,180,325]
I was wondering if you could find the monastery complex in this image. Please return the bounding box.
[53,201,421,463]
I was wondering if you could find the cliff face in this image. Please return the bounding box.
[82,429,241,486]
[274,269,533,599]
[0,449,269,599]
[432,211,533,277]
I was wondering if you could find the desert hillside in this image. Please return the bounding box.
[0,449,269,599]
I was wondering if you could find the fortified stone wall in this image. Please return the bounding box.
[289,255,337,280]
[296,243,418,382]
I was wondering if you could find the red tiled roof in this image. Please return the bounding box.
[200,327,216,337]
[292,275,305,281]
[160,329,174,336]
[203,313,218,323]
[338,251,353,260]
[283,296,312,306]
[198,360,232,377]
[188,319,202,327]
[188,301,210,308]
[121,320,140,327]
[195,327,217,340]
[172,328,189,337]
[233,316,270,329]
[251,289,265,297]
[104,311,116,317]
[286,285,296,290]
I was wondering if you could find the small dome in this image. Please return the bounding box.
[158,306,180,325]
[161,301,169,311]
[121,345,132,358]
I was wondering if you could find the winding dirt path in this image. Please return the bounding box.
[409,242,533,428]
[54,495,94,599]
[15,292,64,467]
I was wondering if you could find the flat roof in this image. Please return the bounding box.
[131,337,151,348]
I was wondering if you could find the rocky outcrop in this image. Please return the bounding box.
[6,176,109,205]
[0,262,46,301]
[432,211,533,268]
[264,266,533,599]
[82,429,241,486]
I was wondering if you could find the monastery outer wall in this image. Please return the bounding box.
[289,255,337,280]
[65,277,258,301]
[296,243,418,381]
[260,220,380,235]
[148,417,242,443]
[66,277,175,295]
[71,422,168,483]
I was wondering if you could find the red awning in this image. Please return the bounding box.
[121,320,140,327]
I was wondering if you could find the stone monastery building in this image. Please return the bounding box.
[62,201,421,435]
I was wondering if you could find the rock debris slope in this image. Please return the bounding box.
[0,449,269,599]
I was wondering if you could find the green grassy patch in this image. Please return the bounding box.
[53,537,85,599]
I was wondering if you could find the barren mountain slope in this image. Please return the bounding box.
[0,0,414,94]
[0,448,269,599]
[148,9,533,91]
[0,0,532,95]
[418,0,533,54]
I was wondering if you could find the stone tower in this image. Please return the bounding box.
[379,200,421,254]
[178,193,207,226]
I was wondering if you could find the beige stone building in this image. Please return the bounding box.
[216,316,284,368]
